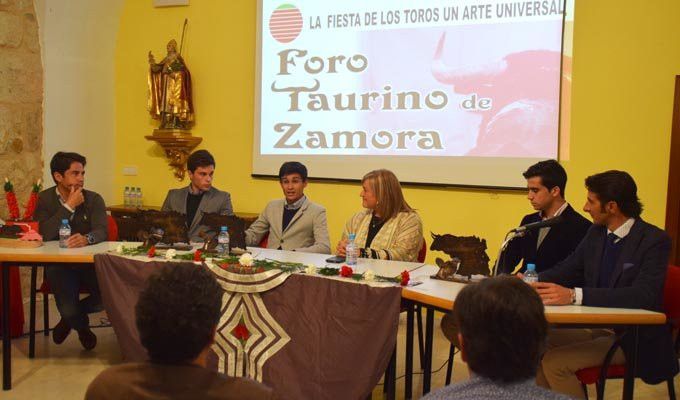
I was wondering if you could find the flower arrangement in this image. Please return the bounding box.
[23,180,41,220]
[313,265,410,286]
[3,178,41,221]
[114,246,304,273]
[113,246,411,286]
[4,178,20,220]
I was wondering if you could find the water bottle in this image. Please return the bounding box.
[217,226,230,257]
[59,219,71,248]
[137,187,143,207]
[523,263,538,284]
[345,233,358,266]
[124,186,130,207]
[132,187,140,208]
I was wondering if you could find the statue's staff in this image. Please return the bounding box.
[179,18,188,56]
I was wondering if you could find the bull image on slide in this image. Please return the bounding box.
[432,32,563,157]
[430,232,490,279]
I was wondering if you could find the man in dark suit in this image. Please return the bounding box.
[531,170,678,398]
[499,159,591,274]
[34,151,108,350]
[161,150,233,242]
[85,263,275,400]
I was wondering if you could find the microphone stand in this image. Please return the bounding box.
[492,229,524,276]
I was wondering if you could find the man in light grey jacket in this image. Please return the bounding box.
[161,150,233,242]
[245,162,330,254]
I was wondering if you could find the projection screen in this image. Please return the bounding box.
[254,0,573,188]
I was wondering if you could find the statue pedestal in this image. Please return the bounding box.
[145,129,202,180]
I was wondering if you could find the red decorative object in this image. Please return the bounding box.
[400,270,410,286]
[231,318,251,346]
[147,245,156,258]
[22,180,41,220]
[232,323,250,340]
[340,265,353,278]
[193,249,202,262]
[4,178,20,220]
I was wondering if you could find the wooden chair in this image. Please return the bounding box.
[574,264,680,400]
[27,215,118,357]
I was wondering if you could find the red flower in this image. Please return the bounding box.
[193,250,202,262]
[147,246,156,258]
[400,270,410,286]
[340,265,353,278]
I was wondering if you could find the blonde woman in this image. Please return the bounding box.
[336,169,423,262]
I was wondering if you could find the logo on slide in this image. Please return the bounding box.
[269,4,303,43]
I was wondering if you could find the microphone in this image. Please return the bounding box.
[511,215,564,233]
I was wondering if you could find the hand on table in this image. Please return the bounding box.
[336,239,348,257]
[530,282,573,305]
[66,233,88,248]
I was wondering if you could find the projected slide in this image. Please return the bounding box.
[255,0,572,188]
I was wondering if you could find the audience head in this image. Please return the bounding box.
[135,263,223,364]
[522,160,567,212]
[584,170,642,222]
[187,150,215,192]
[361,169,413,220]
[50,151,87,189]
[278,161,308,204]
[450,276,547,383]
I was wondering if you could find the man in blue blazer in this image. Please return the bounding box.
[532,170,678,398]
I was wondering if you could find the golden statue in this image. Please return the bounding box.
[148,39,194,130]
[145,21,202,181]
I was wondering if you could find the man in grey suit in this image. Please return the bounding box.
[161,150,233,242]
[245,162,330,254]
[529,171,678,398]
[35,152,108,350]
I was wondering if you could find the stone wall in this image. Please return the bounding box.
[0,0,43,220]
[1,0,43,307]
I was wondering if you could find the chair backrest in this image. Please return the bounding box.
[107,215,119,241]
[417,238,427,263]
[663,265,680,328]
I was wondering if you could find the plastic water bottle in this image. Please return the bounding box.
[59,219,71,248]
[132,187,140,208]
[124,186,130,207]
[217,226,230,257]
[523,263,538,284]
[137,187,143,207]
[345,233,358,266]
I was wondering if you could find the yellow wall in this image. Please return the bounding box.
[115,0,680,264]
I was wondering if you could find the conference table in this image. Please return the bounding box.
[0,243,667,400]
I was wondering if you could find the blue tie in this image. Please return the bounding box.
[598,233,620,288]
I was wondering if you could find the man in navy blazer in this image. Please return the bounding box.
[499,159,591,274]
[531,171,678,398]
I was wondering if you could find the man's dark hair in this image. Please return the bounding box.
[135,263,222,364]
[453,276,547,383]
[50,152,86,183]
[278,161,308,181]
[585,170,643,218]
[187,150,215,173]
[523,159,567,198]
